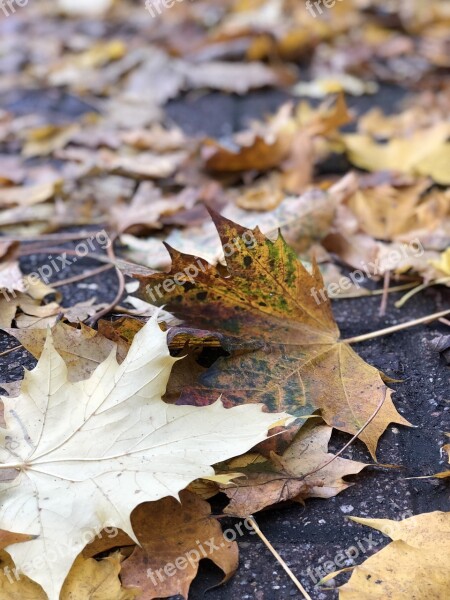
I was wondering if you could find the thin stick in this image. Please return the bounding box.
[0,345,22,358]
[18,247,112,265]
[343,309,450,344]
[86,245,125,326]
[247,516,312,600]
[51,264,114,288]
[395,277,450,308]
[379,270,390,316]
[336,282,418,299]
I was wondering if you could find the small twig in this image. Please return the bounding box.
[0,345,22,358]
[336,282,418,299]
[86,245,125,326]
[51,264,114,288]
[343,309,450,344]
[395,277,450,308]
[378,270,390,316]
[18,247,112,265]
[247,516,312,600]
[439,318,450,327]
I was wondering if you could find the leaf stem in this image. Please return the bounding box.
[247,516,312,600]
[343,309,450,344]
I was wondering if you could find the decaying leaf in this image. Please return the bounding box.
[120,490,238,599]
[0,182,61,209]
[0,316,290,599]
[430,333,450,365]
[342,123,450,180]
[22,124,79,158]
[202,95,351,177]
[138,213,411,458]
[344,180,449,241]
[417,143,450,184]
[3,322,117,382]
[109,182,186,235]
[202,133,291,173]
[220,421,368,517]
[339,512,450,599]
[177,60,296,94]
[0,242,24,295]
[0,551,136,599]
[0,276,61,329]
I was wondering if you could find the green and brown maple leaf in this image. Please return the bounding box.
[137,212,411,458]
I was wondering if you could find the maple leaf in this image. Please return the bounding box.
[219,421,368,518]
[0,316,289,600]
[0,276,62,329]
[137,213,411,458]
[3,322,117,382]
[0,182,61,209]
[202,95,350,177]
[342,122,450,180]
[109,182,186,235]
[0,240,24,295]
[0,550,136,599]
[417,143,450,184]
[344,179,449,241]
[177,61,296,95]
[121,490,238,599]
[339,512,450,599]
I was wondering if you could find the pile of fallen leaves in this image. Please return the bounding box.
[0,0,449,599]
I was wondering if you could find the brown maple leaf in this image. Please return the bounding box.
[120,490,238,599]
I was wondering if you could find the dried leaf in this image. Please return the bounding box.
[0,316,290,599]
[138,213,410,458]
[121,490,238,599]
[3,322,116,381]
[339,512,450,599]
[0,182,61,209]
[0,551,136,599]
[343,123,450,178]
[221,421,368,517]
